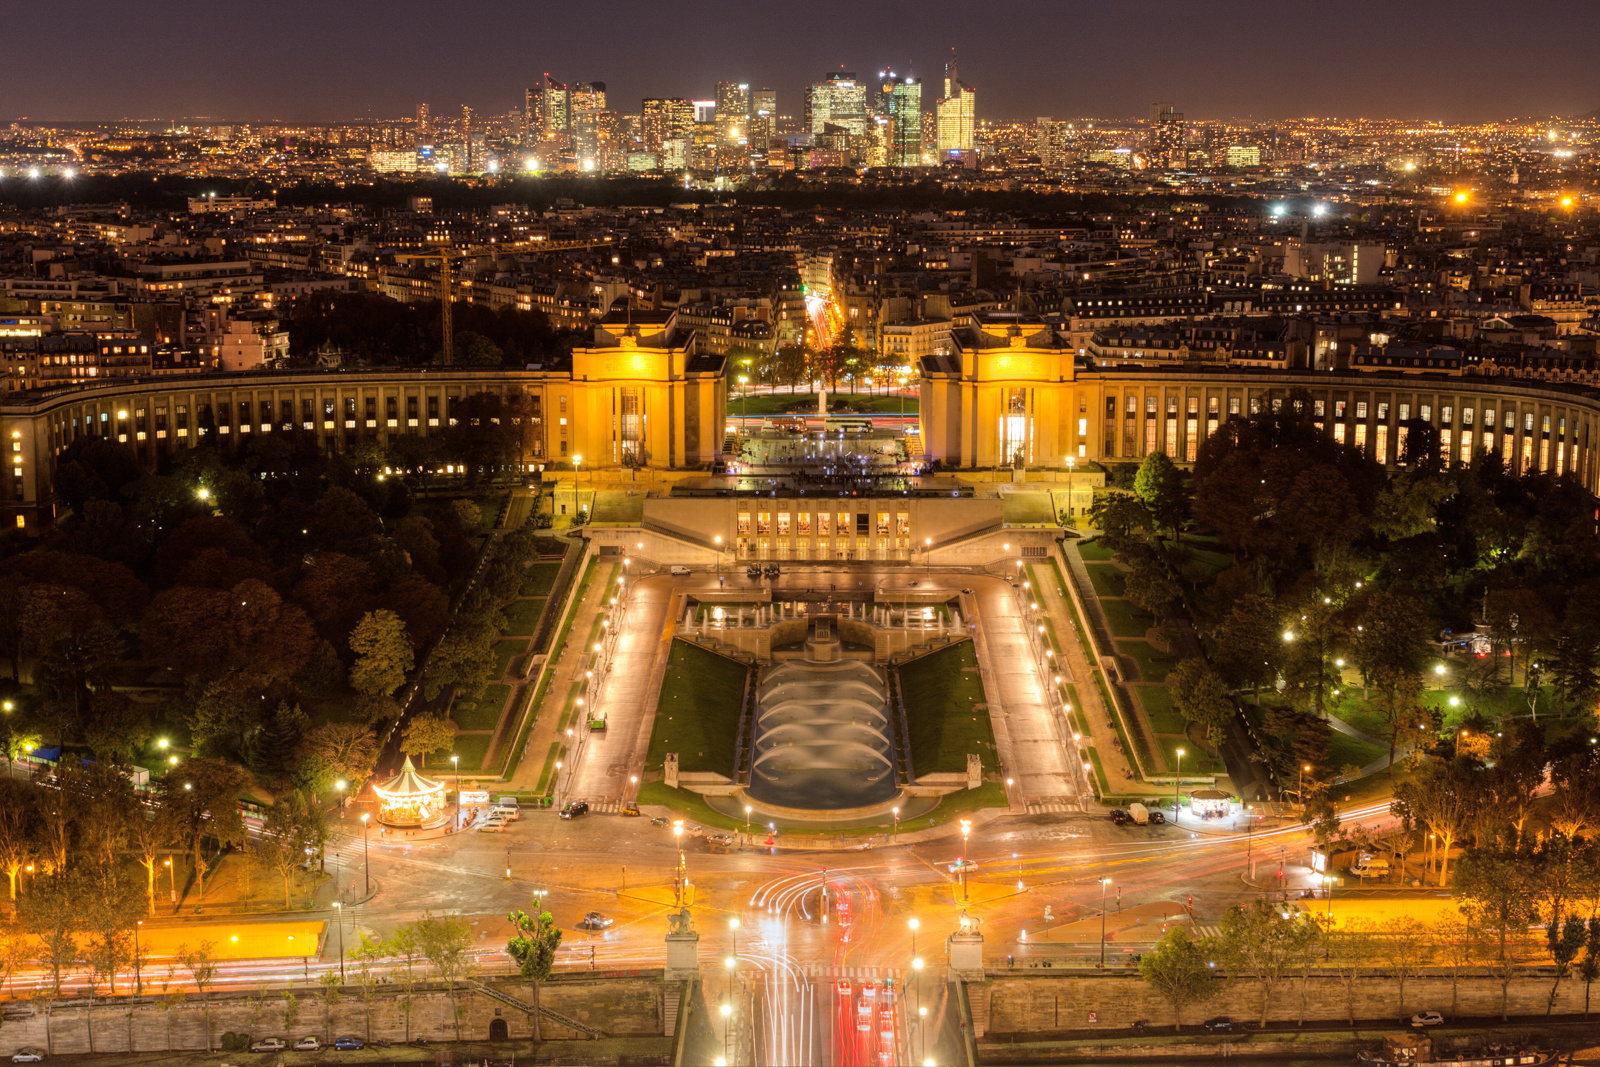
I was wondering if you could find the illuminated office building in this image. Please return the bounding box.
[715,81,750,148]
[935,50,975,153]
[571,82,607,167]
[805,72,866,137]
[878,73,921,167]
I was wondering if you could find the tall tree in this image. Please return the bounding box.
[1349,589,1433,774]
[1167,659,1236,748]
[81,864,142,995]
[165,760,248,903]
[1455,835,1540,1020]
[400,713,458,768]
[1212,900,1322,1028]
[1138,928,1219,1031]
[348,609,414,701]
[1134,451,1187,539]
[19,870,82,993]
[410,913,475,1041]
[1208,593,1282,702]
[300,723,379,790]
[1377,916,1432,1017]
[508,908,564,1042]
[0,778,39,900]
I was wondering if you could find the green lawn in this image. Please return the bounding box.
[1085,562,1126,598]
[1101,598,1153,639]
[1137,684,1187,734]
[899,641,997,775]
[492,639,528,678]
[450,683,510,732]
[1328,730,1386,773]
[645,640,748,775]
[1077,540,1116,562]
[1157,735,1225,776]
[520,561,562,597]
[502,597,547,636]
[1117,639,1171,683]
[730,391,919,417]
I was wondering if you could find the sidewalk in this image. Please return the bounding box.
[1035,551,1138,790]
[506,553,613,793]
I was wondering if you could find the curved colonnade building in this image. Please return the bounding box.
[4,311,1600,533]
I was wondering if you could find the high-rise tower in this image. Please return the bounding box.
[878,73,922,167]
[935,49,975,154]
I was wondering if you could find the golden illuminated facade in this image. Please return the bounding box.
[921,315,1600,489]
[0,313,724,531]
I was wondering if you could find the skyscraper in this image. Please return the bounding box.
[416,102,430,142]
[878,73,921,167]
[1146,102,1186,168]
[541,74,569,141]
[714,81,750,149]
[935,49,976,154]
[806,72,866,138]
[642,98,695,155]
[749,88,776,165]
[460,104,474,169]
[571,82,607,167]
[523,87,540,140]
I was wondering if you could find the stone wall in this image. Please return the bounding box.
[0,974,666,1057]
[974,971,1593,1034]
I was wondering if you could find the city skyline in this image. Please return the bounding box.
[3,0,1597,124]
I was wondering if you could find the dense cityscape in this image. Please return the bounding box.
[0,8,1599,1067]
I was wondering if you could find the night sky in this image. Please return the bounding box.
[6,0,1596,124]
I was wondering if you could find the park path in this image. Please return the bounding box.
[1033,551,1137,789]
[504,555,616,794]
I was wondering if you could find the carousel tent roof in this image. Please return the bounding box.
[1188,788,1231,800]
[374,756,443,796]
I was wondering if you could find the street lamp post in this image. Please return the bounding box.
[744,805,752,844]
[1065,456,1076,525]
[673,821,685,906]
[959,819,972,903]
[573,455,583,521]
[451,754,461,829]
[892,806,899,838]
[1173,749,1185,827]
[164,857,175,906]
[1099,877,1113,968]
[333,901,346,981]
[134,920,143,994]
[1298,763,1311,816]
[359,813,371,896]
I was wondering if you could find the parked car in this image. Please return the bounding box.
[706,832,734,851]
[1411,1011,1445,1028]
[293,1036,321,1051]
[478,816,508,833]
[10,1050,44,1063]
[579,911,614,930]
[1108,808,1128,823]
[559,800,589,820]
[333,1035,365,1050]
[1202,1017,1237,1033]
[249,1037,288,1052]
[1149,811,1167,824]
[649,816,669,827]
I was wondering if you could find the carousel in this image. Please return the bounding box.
[372,756,449,829]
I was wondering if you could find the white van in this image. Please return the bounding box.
[1349,857,1390,879]
[669,565,691,575]
[493,796,521,820]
